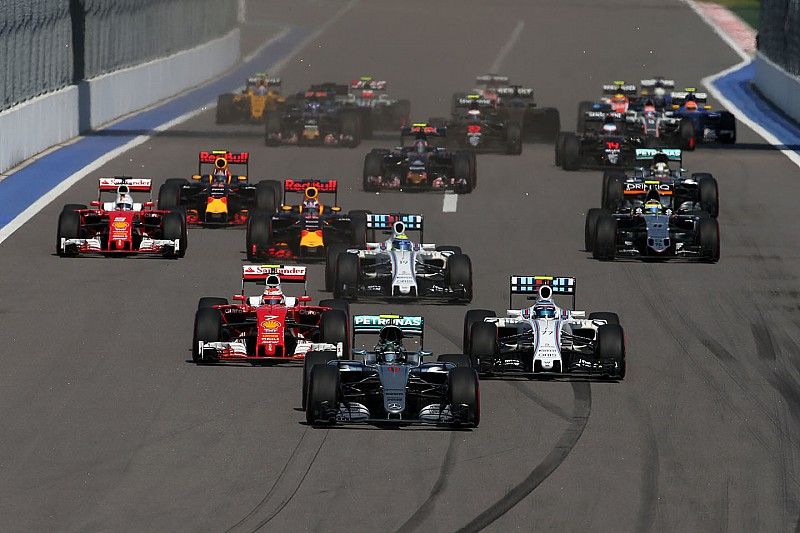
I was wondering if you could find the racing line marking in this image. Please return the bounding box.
[442,192,458,212]
[0,0,360,246]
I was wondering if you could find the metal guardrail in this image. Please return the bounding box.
[759,0,800,76]
[0,0,237,111]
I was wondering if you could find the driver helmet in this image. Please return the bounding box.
[610,93,629,113]
[260,275,285,306]
[644,100,657,114]
[392,234,412,251]
[644,199,662,214]
[652,161,670,178]
[378,325,404,356]
[303,197,319,212]
[533,305,556,319]
[654,86,666,98]
[212,168,228,183]
[306,101,321,113]
[684,100,699,111]
[116,192,134,211]
[414,139,428,154]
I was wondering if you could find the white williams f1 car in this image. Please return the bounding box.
[325,214,472,302]
[463,276,625,379]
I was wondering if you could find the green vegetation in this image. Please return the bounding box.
[711,0,760,29]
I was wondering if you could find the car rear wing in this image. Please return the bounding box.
[98,177,152,193]
[282,179,339,206]
[401,123,446,138]
[353,314,424,341]
[350,77,387,91]
[495,85,534,99]
[584,110,625,122]
[367,214,423,239]
[640,78,675,89]
[509,275,576,309]
[241,264,308,294]
[670,89,708,106]
[475,74,510,86]
[198,150,249,175]
[635,148,682,166]
[603,82,637,96]
[307,82,349,96]
[454,95,494,108]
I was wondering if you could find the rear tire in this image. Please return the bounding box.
[589,311,620,325]
[463,309,496,354]
[596,324,625,379]
[694,173,719,217]
[448,367,480,427]
[438,354,472,368]
[334,252,360,299]
[157,181,185,210]
[453,151,474,193]
[602,171,624,211]
[506,121,522,155]
[318,299,350,317]
[320,309,349,355]
[562,133,581,171]
[193,307,222,364]
[555,132,568,166]
[302,350,337,410]
[325,244,347,292]
[679,120,696,151]
[363,152,385,192]
[246,210,272,261]
[306,366,340,425]
[198,297,228,310]
[349,210,368,247]
[256,180,280,213]
[341,113,361,148]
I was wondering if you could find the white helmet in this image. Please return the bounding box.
[652,162,669,178]
[260,275,285,306]
[115,187,133,211]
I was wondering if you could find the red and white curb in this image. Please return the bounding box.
[688,1,756,59]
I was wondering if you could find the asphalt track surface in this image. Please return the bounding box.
[1,1,799,531]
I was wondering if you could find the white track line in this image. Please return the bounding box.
[442,20,526,213]
[0,0,359,246]
[685,0,800,170]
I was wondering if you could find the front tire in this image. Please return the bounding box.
[193,307,222,364]
[596,324,625,379]
[446,253,473,302]
[306,365,340,425]
[302,350,337,411]
[593,214,617,261]
[469,322,497,370]
[448,367,480,427]
[56,209,81,256]
[697,218,720,263]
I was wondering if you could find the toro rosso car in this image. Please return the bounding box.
[445,94,522,154]
[464,276,625,379]
[304,314,479,427]
[157,151,280,226]
[216,73,284,124]
[363,124,476,193]
[342,76,411,136]
[668,88,736,145]
[246,179,368,261]
[326,214,472,302]
[265,85,362,147]
[586,152,720,262]
[192,264,350,365]
[57,178,186,258]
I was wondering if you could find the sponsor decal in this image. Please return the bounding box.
[261,318,281,332]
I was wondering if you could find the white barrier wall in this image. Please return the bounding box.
[85,29,240,129]
[754,52,800,124]
[0,87,79,174]
[0,28,240,174]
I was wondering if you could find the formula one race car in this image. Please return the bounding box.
[463,276,625,379]
[57,177,186,258]
[444,94,522,154]
[585,152,720,262]
[342,76,411,136]
[362,124,476,193]
[216,73,284,124]
[326,214,473,302]
[304,314,480,427]
[576,81,638,132]
[669,88,736,145]
[265,85,362,147]
[246,178,368,261]
[622,103,695,151]
[193,264,350,364]
[469,74,560,142]
[555,123,640,171]
[157,150,280,226]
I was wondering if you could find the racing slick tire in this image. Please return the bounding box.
[576,101,593,132]
[302,350,337,411]
[679,120,696,151]
[62,203,86,213]
[215,94,235,124]
[469,321,497,370]
[593,214,617,261]
[596,324,625,379]
[562,133,581,171]
[589,312,620,325]
[438,354,472,368]
[348,210,368,247]
[325,244,347,292]
[363,152,385,192]
[320,309,349,354]
[255,180,280,213]
[453,151,474,193]
[193,307,222,364]
[585,208,610,252]
[448,367,480,427]
[162,212,186,258]
[333,252,360,299]
[463,309,496,354]
[265,114,282,146]
[527,107,560,143]
[602,172,624,211]
[341,113,361,148]
[306,365,340,425]
[157,180,186,210]
[436,245,463,255]
[319,299,350,318]
[445,253,473,302]
[693,173,719,218]
[506,121,523,155]
[719,112,736,144]
[697,218,720,263]
[246,210,272,261]
[197,297,228,310]
[56,209,81,256]
[555,132,568,167]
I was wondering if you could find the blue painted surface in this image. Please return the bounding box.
[0,27,306,228]
[710,60,800,152]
